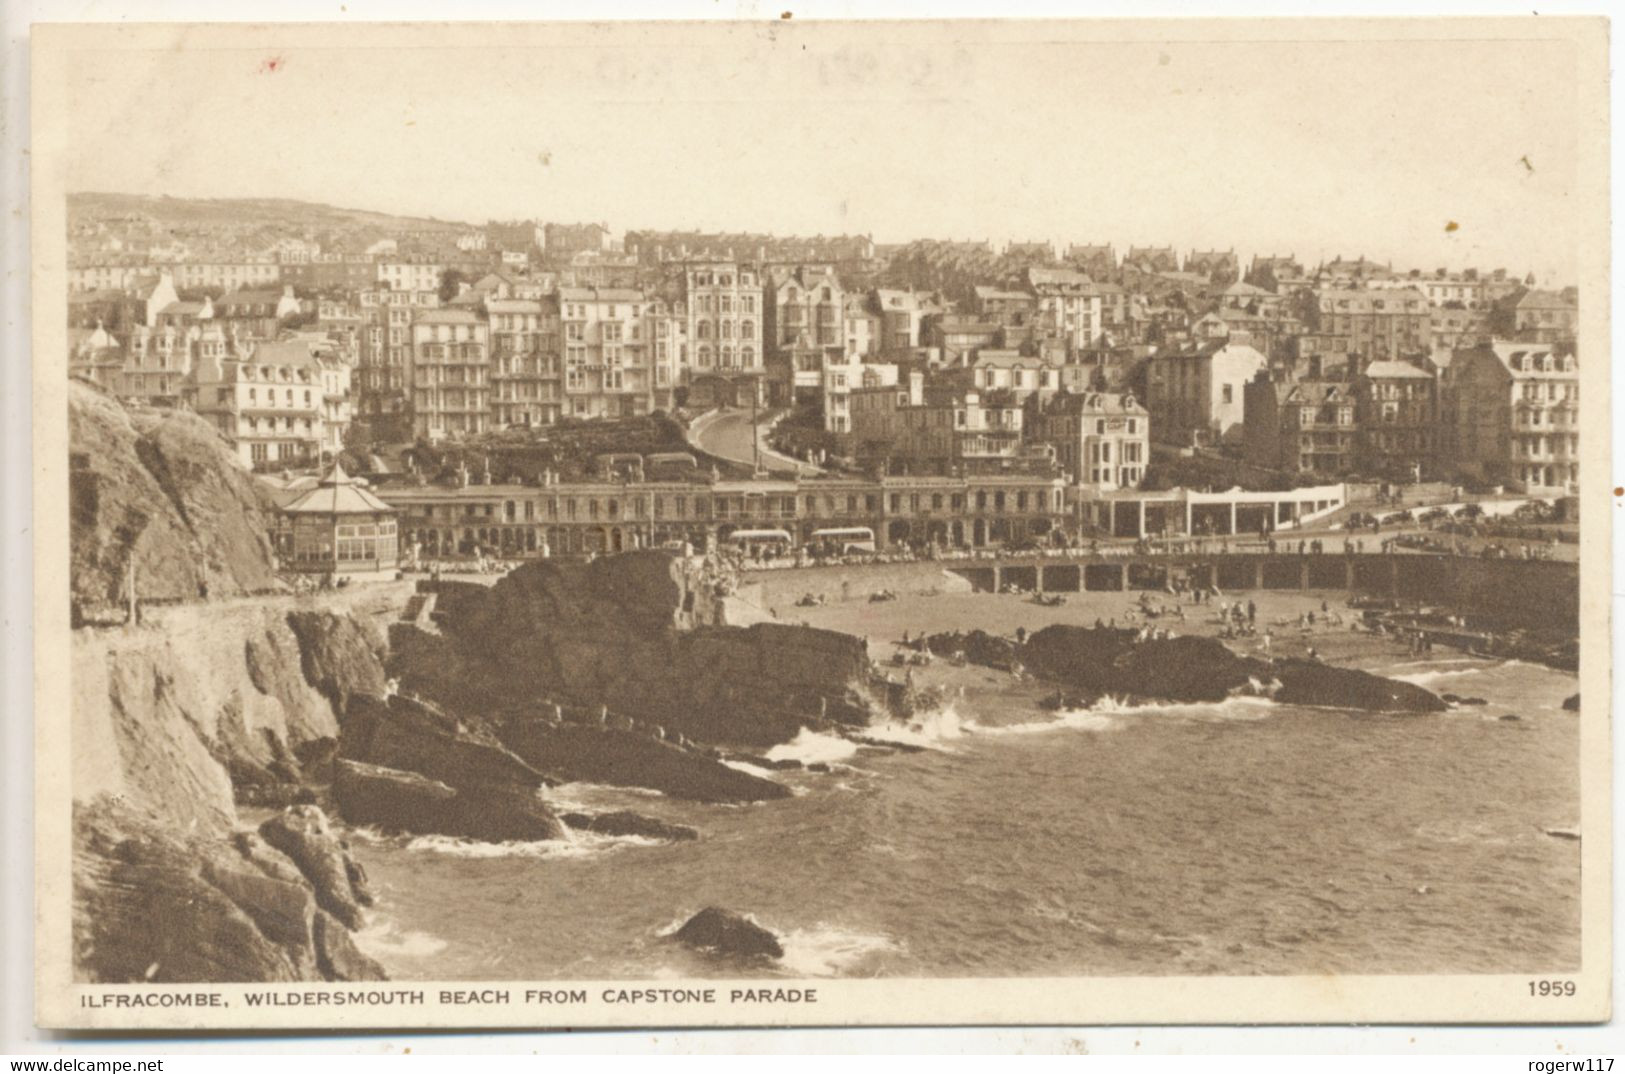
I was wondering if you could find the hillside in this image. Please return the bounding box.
[68,191,472,234]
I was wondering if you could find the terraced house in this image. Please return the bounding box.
[382,471,1071,559]
[558,287,655,420]
[1450,340,1579,494]
[408,308,490,440]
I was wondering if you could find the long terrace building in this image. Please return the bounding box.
[379,472,1071,559]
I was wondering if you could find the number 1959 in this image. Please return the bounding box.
[1528,979,1577,996]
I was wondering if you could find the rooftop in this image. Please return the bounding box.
[282,462,395,516]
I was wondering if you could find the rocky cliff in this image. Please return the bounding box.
[390,553,890,749]
[75,798,386,983]
[69,380,283,610]
[71,597,404,983]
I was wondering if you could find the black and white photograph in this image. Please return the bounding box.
[24,15,1611,1032]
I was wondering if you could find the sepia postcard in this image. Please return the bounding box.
[30,17,1612,1030]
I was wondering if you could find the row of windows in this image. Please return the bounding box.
[401,487,1068,525]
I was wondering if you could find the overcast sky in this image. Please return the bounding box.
[58,21,1582,283]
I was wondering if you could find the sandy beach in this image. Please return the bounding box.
[773,586,1421,673]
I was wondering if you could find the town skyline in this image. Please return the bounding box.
[56,26,1581,286]
[68,187,1567,290]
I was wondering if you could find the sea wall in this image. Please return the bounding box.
[1348,555,1578,632]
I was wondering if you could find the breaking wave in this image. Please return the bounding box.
[766,728,860,765]
[973,709,1123,736]
[1390,667,1495,687]
[353,918,448,961]
[352,826,663,860]
[547,781,668,812]
[857,704,971,750]
[777,925,903,977]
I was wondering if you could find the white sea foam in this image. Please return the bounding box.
[720,758,779,777]
[654,911,897,975]
[765,728,860,765]
[1082,694,1277,722]
[1389,667,1493,687]
[353,918,448,961]
[547,781,668,812]
[859,704,970,750]
[399,830,663,860]
[973,709,1123,736]
[777,925,902,977]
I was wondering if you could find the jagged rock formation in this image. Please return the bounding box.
[560,811,699,842]
[923,629,1020,669]
[257,806,375,930]
[333,723,568,843]
[391,553,888,748]
[69,380,282,610]
[1020,626,1446,713]
[74,798,384,983]
[501,719,788,803]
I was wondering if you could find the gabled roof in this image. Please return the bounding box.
[415,308,485,325]
[485,299,543,313]
[244,339,322,370]
[1361,360,1432,380]
[1046,390,1146,416]
[1279,381,1347,406]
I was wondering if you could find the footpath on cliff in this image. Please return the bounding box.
[66,382,918,982]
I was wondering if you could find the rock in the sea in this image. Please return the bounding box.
[332,759,568,843]
[1020,625,1445,713]
[672,907,783,960]
[258,806,373,929]
[343,693,545,795]
[1271,660,1448,713]
[501,720,790,804]
[1563,693,1580,712]
[560,811,699,842]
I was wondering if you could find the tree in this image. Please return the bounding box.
[438,267,469,303]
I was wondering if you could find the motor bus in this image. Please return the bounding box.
[808,526,877,555]
[722,528,794,558]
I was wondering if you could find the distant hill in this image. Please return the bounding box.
[68,191,473,233]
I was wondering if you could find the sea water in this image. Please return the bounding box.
[348,647,1580,980]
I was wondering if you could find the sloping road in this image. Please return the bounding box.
[687,408,820,477]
